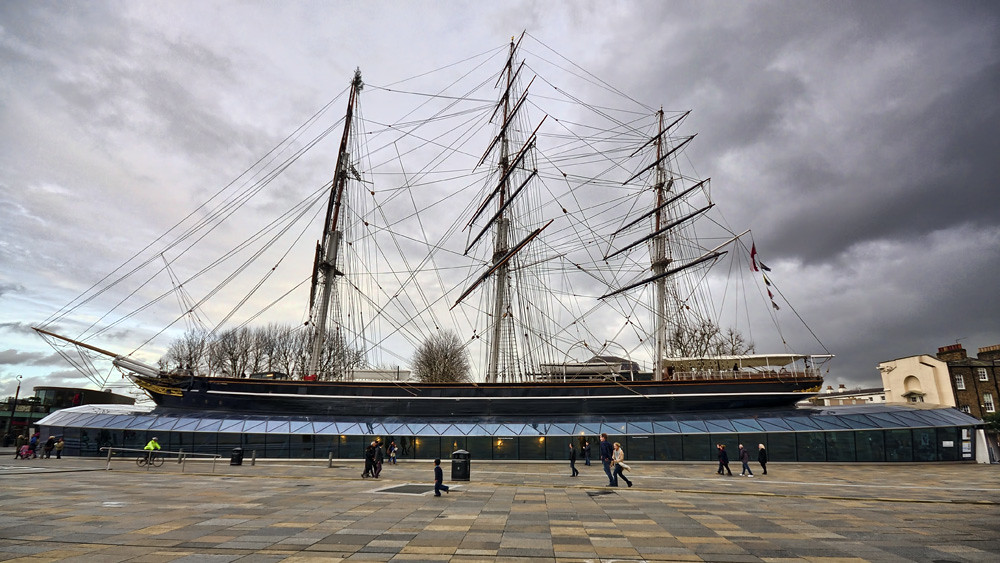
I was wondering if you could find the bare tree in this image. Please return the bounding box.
[669,319,754,358]
[412,331,471,383]
[160,328,210,374]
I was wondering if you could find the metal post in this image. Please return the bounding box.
[328,451,334,468]
[178,448,184,463]
[105,447,113,471]
[251,449,257,466]
[5,375,22,440]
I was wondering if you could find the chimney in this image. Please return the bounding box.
[937,344,967,361]
[978,344,1000,361]
[825,385,834,393]
[838,384,846,391]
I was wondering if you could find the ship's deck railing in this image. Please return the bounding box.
[669,368,820,382]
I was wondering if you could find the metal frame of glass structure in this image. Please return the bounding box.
[36,404,980,462]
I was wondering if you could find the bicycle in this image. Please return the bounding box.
[136,451,164,468]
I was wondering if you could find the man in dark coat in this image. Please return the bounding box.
[583,440,591,465]
[362,441,376,478]
[569,442,579,477]
[738,444,754,477]
[717,443,733,476]
[758,443,768,475]
[599,433,615,486]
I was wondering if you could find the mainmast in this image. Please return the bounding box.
[487,39,517,384]
[652,109,669,381]
[306,69,363,379]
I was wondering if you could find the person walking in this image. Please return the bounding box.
[569,442,579,477]
[362,441,376,478]
[55,437,65,459]
[717,444,733,476]
[599,433,615,486]
[13,435,25,459]
[387,441,398,464]
[143,436,161,464]
[373,440,384,478]
[611,442,632,487]
[757,443,768,475]
[433,458,449,496]
[738,444,754,477]
[583,440,591,466]
[42,436,55,459]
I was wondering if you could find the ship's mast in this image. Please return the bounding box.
[652,109,669,381]
[307,70,363,379]
[487,39,517,383]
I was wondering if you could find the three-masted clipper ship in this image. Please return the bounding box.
[35,34,828,418]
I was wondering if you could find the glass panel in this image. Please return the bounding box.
[243,420,267,433]
[125,416,157,430]
[501,424,529,436]
[885,429,913,461]
[290,434,314,458]
[796,432,827,461]
[855,430,884,462]
[548,438,575,461]
[576,423,602,435]
[107,415,135,428]
[219,419,246,433]
[395,436,416,459]
[678,420,708,434]
[476,424,502,435]
[627,421,653,434]
[267,433,291,458]
[767,432,796,462]
[601,422,628,435]
[336,423,362,435]
[493,436,517,460]
[195,419,222,433]
[786,418,821,431]
[683,434,715,461]
[936,428,958,461]
[732,419,764,432]
[705,420,736,433]
[654,434,683,461]
[316,435,338,458]
[812,417,849,431]
[191,432,218,454]
[266,420,290,433]
[652,420,681,434]
[171,418,200,431]
[218,433,242,456]
[520,436,547,460]
[290,421,314,434]
[121,429,145,451]
[428,424,452,435]
[452,424,476,436]
[758,418,792,431]
[838,414,877,430]
[737,433,767,461]
[466,436,493,461]
[244,433,267,459]
[626,435,654,461]
[413,436,441,460]
[825,432,855,462]
[866,412,906,429]
[549,423,577,435]
[443,437,467,455]
[78,428,100,456]
[313,422,338,434]
[912,428,936,461]
[339,434,366,459]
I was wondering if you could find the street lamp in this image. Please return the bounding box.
[5,375,23,441]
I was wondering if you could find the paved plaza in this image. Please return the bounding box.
[1,450,999,562]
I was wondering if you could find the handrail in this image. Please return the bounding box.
[98,446,222,473]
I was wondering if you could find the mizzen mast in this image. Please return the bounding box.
[306,69,363,379]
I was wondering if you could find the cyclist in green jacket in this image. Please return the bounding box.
[144,437,161,462]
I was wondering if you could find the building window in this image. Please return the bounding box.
[955,375,965,390]
[960,405,971,414]
[978,368,988,381]
[985,392,996,414]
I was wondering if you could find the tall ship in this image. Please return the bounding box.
[35,34,829,418]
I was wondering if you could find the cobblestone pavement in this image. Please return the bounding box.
[1,452,998,562]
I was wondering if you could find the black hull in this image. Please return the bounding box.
[132,375,823,418]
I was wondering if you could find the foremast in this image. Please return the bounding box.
[306,69,363,379]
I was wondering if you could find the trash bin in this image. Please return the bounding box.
[230,447,244,466]
[451,449,470,481]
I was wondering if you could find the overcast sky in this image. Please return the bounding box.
[2,1,998,400]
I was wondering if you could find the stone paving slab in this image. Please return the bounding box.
[0,455,998,562]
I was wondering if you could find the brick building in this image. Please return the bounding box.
[879,344,1000,419]
[938,344,1000,419]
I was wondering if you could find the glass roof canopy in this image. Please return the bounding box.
[38,404,980,436]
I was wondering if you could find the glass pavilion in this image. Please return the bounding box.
[36,403,981,463]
